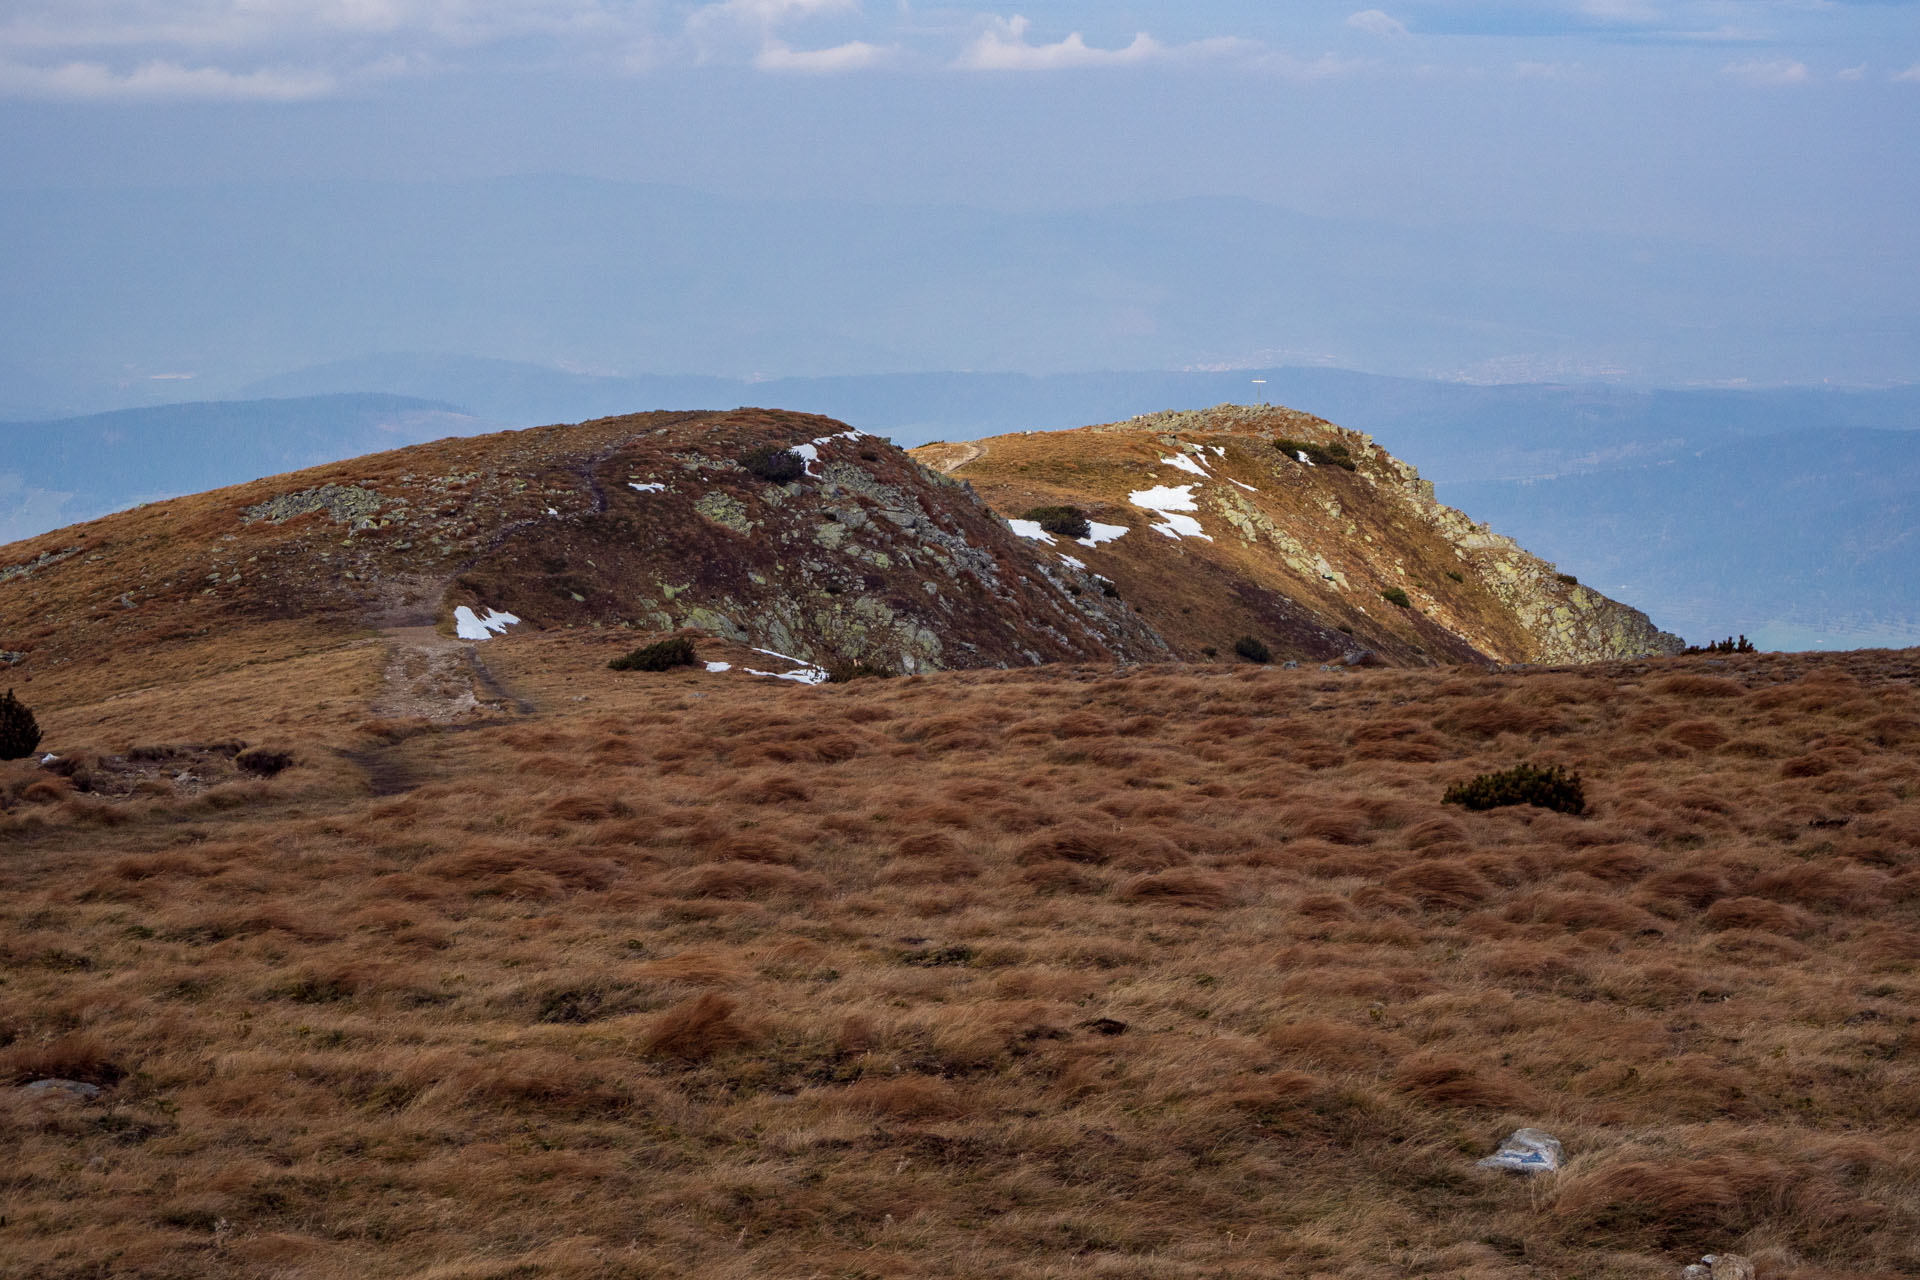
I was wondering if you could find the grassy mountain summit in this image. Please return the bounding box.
[0,402,1677,712]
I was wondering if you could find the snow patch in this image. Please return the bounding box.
[748,647,829,685]
[1077,522,1129,547]
[1008,518,1056,544]
[705,661,733,673]
[454,606,520,641]
[1148,512,1212,540]
[789,443,821,475]
[1210,446,1225,457]
[1162,453,1209,478]
[1296,451,1313,466]
[1129,484,1200,513]
[1231,479,1257,492]
[546,506,559,515]
[1129,484,1212,541]
[629,481,666,493]
[1059,553,1087,571]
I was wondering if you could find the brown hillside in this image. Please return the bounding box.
[914,403,1683,667]
[0,409,1163,715]
[2,624,1918,1279]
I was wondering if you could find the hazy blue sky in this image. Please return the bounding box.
[2,2,1917,391]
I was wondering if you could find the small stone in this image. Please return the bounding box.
[18,1078,101,1101]
[1477,1127,1563,1174]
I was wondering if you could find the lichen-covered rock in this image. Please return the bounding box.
[242,484,396,532]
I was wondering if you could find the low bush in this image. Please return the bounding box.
[235,746,294,777]
[0,688,41,760]
[740,445,806,484]
[1443,762,1587,815]
[1684,635,1756,655]
[1381,587,1412,609]
[1022,505,1091,539]
[1555,572,1579,586]
[1234,635,1272,664]
[1445,570,1465,583]
[609,637,698,672]
[1275,438,1357,471]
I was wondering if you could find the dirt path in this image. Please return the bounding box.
[915,441,987,474]
[371,626,531,723]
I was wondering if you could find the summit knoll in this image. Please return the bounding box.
[0,405,1676,715]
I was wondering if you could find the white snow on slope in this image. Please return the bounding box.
[705,661,733,673]
[629,482,666,493]
[1060,553,1086,571]
[1009,518,1056,544]
[454,606,520,641]
[1077,522,1129,547]
[1162,453,1208,478]
[1128,484,1213,542]
[748,647,829,684]
[789,443,820,475]
[1130,484,1200,512]
[1231,479,1257,492]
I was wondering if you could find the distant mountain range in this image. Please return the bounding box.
[0,394,481,543]
[3,361,1915,650]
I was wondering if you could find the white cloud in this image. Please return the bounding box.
[754,38,888,72]
[955,16,1161,70]
[1837,64,1866,82]
[1894,63,1920,83]
[0,57,337,100]
[1721,58,1810,86]
[1345,10,1409,39]
[953,15,1250,71]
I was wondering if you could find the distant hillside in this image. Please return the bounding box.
[1445,427,1920,651]
[241,354,1920,485]
[0,395,485,543]
[915,406,1678,667]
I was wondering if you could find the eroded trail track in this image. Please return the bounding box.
[371,625,530,723]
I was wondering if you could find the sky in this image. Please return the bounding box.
[0,1,1917,388]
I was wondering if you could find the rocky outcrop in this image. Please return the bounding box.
[917,404,1683,667]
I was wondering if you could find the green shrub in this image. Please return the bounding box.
[0,688,41,760]
[1445,570,1465,584]
[1443,763,1586,815]
[1555,572,1579,586]
[1381,587,1412,609]
[1022,505,1091,539]
[609,637,698,672]
[1233,635,1272,664]
[1684,635,1756,655]
[1274,438,1357,471]
[741,445,806,484]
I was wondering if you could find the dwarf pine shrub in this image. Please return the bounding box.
[741,446,806,484]
[1233,635,1272,664]
[1684,635,1756,655]
[1443,762,1586,815]
[1382,587,1412,609]
[609,637,698,672]
[1274,438,1357,471]
[1022,505,1091,539]
[0,688,41,760]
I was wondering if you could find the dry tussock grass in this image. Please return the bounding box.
[2,638,1918,1277]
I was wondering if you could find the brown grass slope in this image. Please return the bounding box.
[2,620,1918,1280]
[914,403,1684,667]
[0,408,1163,716]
